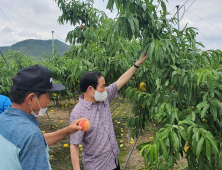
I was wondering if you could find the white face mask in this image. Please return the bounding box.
[30,95,48,119]
[91,88,107,102]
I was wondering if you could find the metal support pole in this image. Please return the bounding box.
[128,100,130,143]
[176,5,180,31]
[69,96,71,117]
[0,50,9,68]
[123,129,141,170]
[46,110,52,127]
[53,97,55,106]
[52,31,54,57]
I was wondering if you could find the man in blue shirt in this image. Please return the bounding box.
[0,65,83,170]
[0,94,12,114]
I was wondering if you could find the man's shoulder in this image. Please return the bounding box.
[106,82,117,89]
[70,102,92,120]
[0,109,41,136]
[0,114,42,149]
[71,103,87,114]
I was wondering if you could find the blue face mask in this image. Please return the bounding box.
[30,95,48,119]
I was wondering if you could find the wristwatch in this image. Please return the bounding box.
[133,63,139,69]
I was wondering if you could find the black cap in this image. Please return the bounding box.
[13,65,65,92]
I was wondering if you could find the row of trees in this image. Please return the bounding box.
[1,0,222,169]
[55,0,222,169]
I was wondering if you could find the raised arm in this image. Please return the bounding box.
[116,51,147,91]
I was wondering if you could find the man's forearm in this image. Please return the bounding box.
[70,144,80,170]
[116,52,147,91]
[116,65,138,91]
[43,127,69,146]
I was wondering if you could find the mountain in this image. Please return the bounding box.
[0,39,71,59]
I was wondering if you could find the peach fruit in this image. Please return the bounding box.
[79,118,90,132]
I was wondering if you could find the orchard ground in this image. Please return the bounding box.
[39,96,187,170]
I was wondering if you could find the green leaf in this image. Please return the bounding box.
[165,79,169,86]
[159,138,167,160]
[210,104,217,121]
[139,144,151,156]
[171,131,179,151]
[201,103,210,119]
[219,151,222,168]
[206,131,219,154]
[127,17,135,35]
[167,154,174,168]
[197,69,206,86]
[206,139,211,163]
[187,126,193,141]
[150,145,154,164]
[153,143,158,165]
[196,137,204,160]
[179,129,188,141]
[195,130,200,142]
[196,101,207,110]
[191,111,196,121]
[160,1,167,16]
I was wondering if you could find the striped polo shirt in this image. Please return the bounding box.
[0,107,51,170]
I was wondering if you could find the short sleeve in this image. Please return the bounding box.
[3,97,12,111]
[69,109,84,145]
[106,82,118,103]
[20,133,49,170]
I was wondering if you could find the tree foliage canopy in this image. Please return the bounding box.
[1,0,222,169]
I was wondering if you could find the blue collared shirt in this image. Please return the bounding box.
[0,95,12,114]
[0,107,51,170]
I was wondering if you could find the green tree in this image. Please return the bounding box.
[55,0,222,169]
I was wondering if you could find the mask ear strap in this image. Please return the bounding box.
[29,105,34,112]
[35,95,42,109]
[29,105,38,119]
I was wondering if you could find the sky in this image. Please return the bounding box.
[0,0,222,51]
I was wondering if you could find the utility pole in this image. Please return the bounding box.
[176,5,180,31]
[52,31,54,57]
[0,50,10,68]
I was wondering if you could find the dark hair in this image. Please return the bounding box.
[80,72,103,93]
[10,86,47,104]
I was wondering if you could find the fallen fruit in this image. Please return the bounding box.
[79,118,91,132]
[64,144,69,147]
[120,144,124,148]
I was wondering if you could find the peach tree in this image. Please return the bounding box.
[54,0,222,169]
[106,0,222,169]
